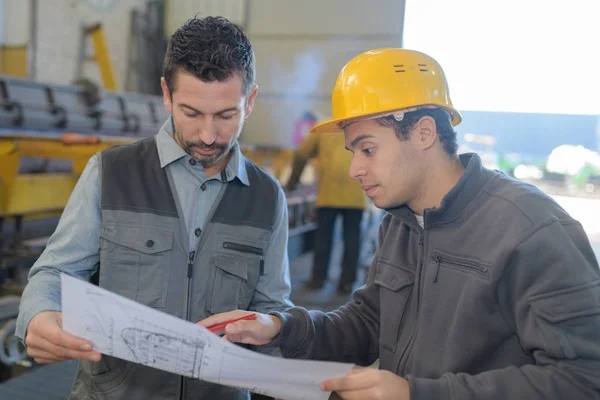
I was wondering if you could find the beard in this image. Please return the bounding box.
[171,115,236,166]
[175,131,232,166]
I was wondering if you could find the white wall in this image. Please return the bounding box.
[0,0,30,45]
[165,0,247,33]
[33,0,148,89]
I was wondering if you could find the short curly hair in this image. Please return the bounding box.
[376,108,458,156]
[163,16,255,96]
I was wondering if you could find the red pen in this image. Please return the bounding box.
[207,313,257,333]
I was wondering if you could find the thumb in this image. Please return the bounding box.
[225,319,257,335]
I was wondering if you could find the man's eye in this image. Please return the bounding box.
[184,112,198,118]
[218,114,234,120]
[362,148,373,155]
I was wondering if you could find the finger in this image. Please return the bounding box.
[321,370,378,392]
[222,330,248,344]
[207,327,226,336]
[197,310,250,328]
[224,321,265,345]
[30,336,102,362]
[37,321,93,351]
[27,347,79,363]
[225,319,259,335]
[27,348,63,363]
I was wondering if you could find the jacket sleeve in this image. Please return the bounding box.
[15,154,102,342]
[268,217,392,366]
[409,218,600,400]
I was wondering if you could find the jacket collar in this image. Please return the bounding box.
[385,153,494,229]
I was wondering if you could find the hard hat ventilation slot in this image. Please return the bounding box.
[394,64,405,73]
[418,63,428,72]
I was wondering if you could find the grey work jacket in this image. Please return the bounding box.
[272,153,600,400]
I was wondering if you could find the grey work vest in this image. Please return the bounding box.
[70,137,280,400]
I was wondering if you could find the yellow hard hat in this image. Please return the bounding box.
[311,48,462,134]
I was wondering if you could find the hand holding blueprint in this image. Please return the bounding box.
[61,274,354,400]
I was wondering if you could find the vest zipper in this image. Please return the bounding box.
[187,251,196,278]
[181,250,196,399]
[179,183,227,400]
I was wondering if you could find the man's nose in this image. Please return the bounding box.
[198,119,217,145]
[349,156,365,180]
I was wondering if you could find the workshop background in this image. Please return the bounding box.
[0,0,598,398]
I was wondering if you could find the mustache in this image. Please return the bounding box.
[186,141,225,150]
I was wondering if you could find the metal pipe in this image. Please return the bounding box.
[27,0,38,79]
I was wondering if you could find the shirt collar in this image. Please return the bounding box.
[156,118,187,168]
[155,117,250,186]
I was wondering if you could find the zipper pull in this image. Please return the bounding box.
[433,255,441,283]
[259,256,265,276]
[187,251,196,278]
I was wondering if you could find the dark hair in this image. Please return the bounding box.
[375,108,458,156]
[163,16,255,96]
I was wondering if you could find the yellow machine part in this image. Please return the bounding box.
[0,135,304,223]
[4,174,77,218]
[0,134,136,221]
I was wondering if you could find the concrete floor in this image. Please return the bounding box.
[288,251,363,312]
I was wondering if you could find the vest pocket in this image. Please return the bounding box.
[84,356,134,393]
[100,223,173,309]
[207,255,249,314]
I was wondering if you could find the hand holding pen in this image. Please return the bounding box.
[198,311,282,345]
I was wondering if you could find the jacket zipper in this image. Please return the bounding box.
[223,241,265,275]
[432,251,488,282]
[396,233,424,375]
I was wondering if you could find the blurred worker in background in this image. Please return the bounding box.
[16,16,292,400]
[201,48,600,400]
[286,124,366,295]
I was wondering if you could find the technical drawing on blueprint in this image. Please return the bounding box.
[61,273,354,400]
[63,277,216,379]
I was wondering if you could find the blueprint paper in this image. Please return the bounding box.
[61,273,354,400]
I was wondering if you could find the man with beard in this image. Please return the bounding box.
[16,16,292,400]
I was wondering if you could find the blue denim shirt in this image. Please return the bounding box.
[16,119,293,341]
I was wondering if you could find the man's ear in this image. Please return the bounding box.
[414,116,437,150]
[161,77,173,114]
[244,85,258,118]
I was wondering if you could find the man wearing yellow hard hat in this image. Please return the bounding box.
[201,49,600,399]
